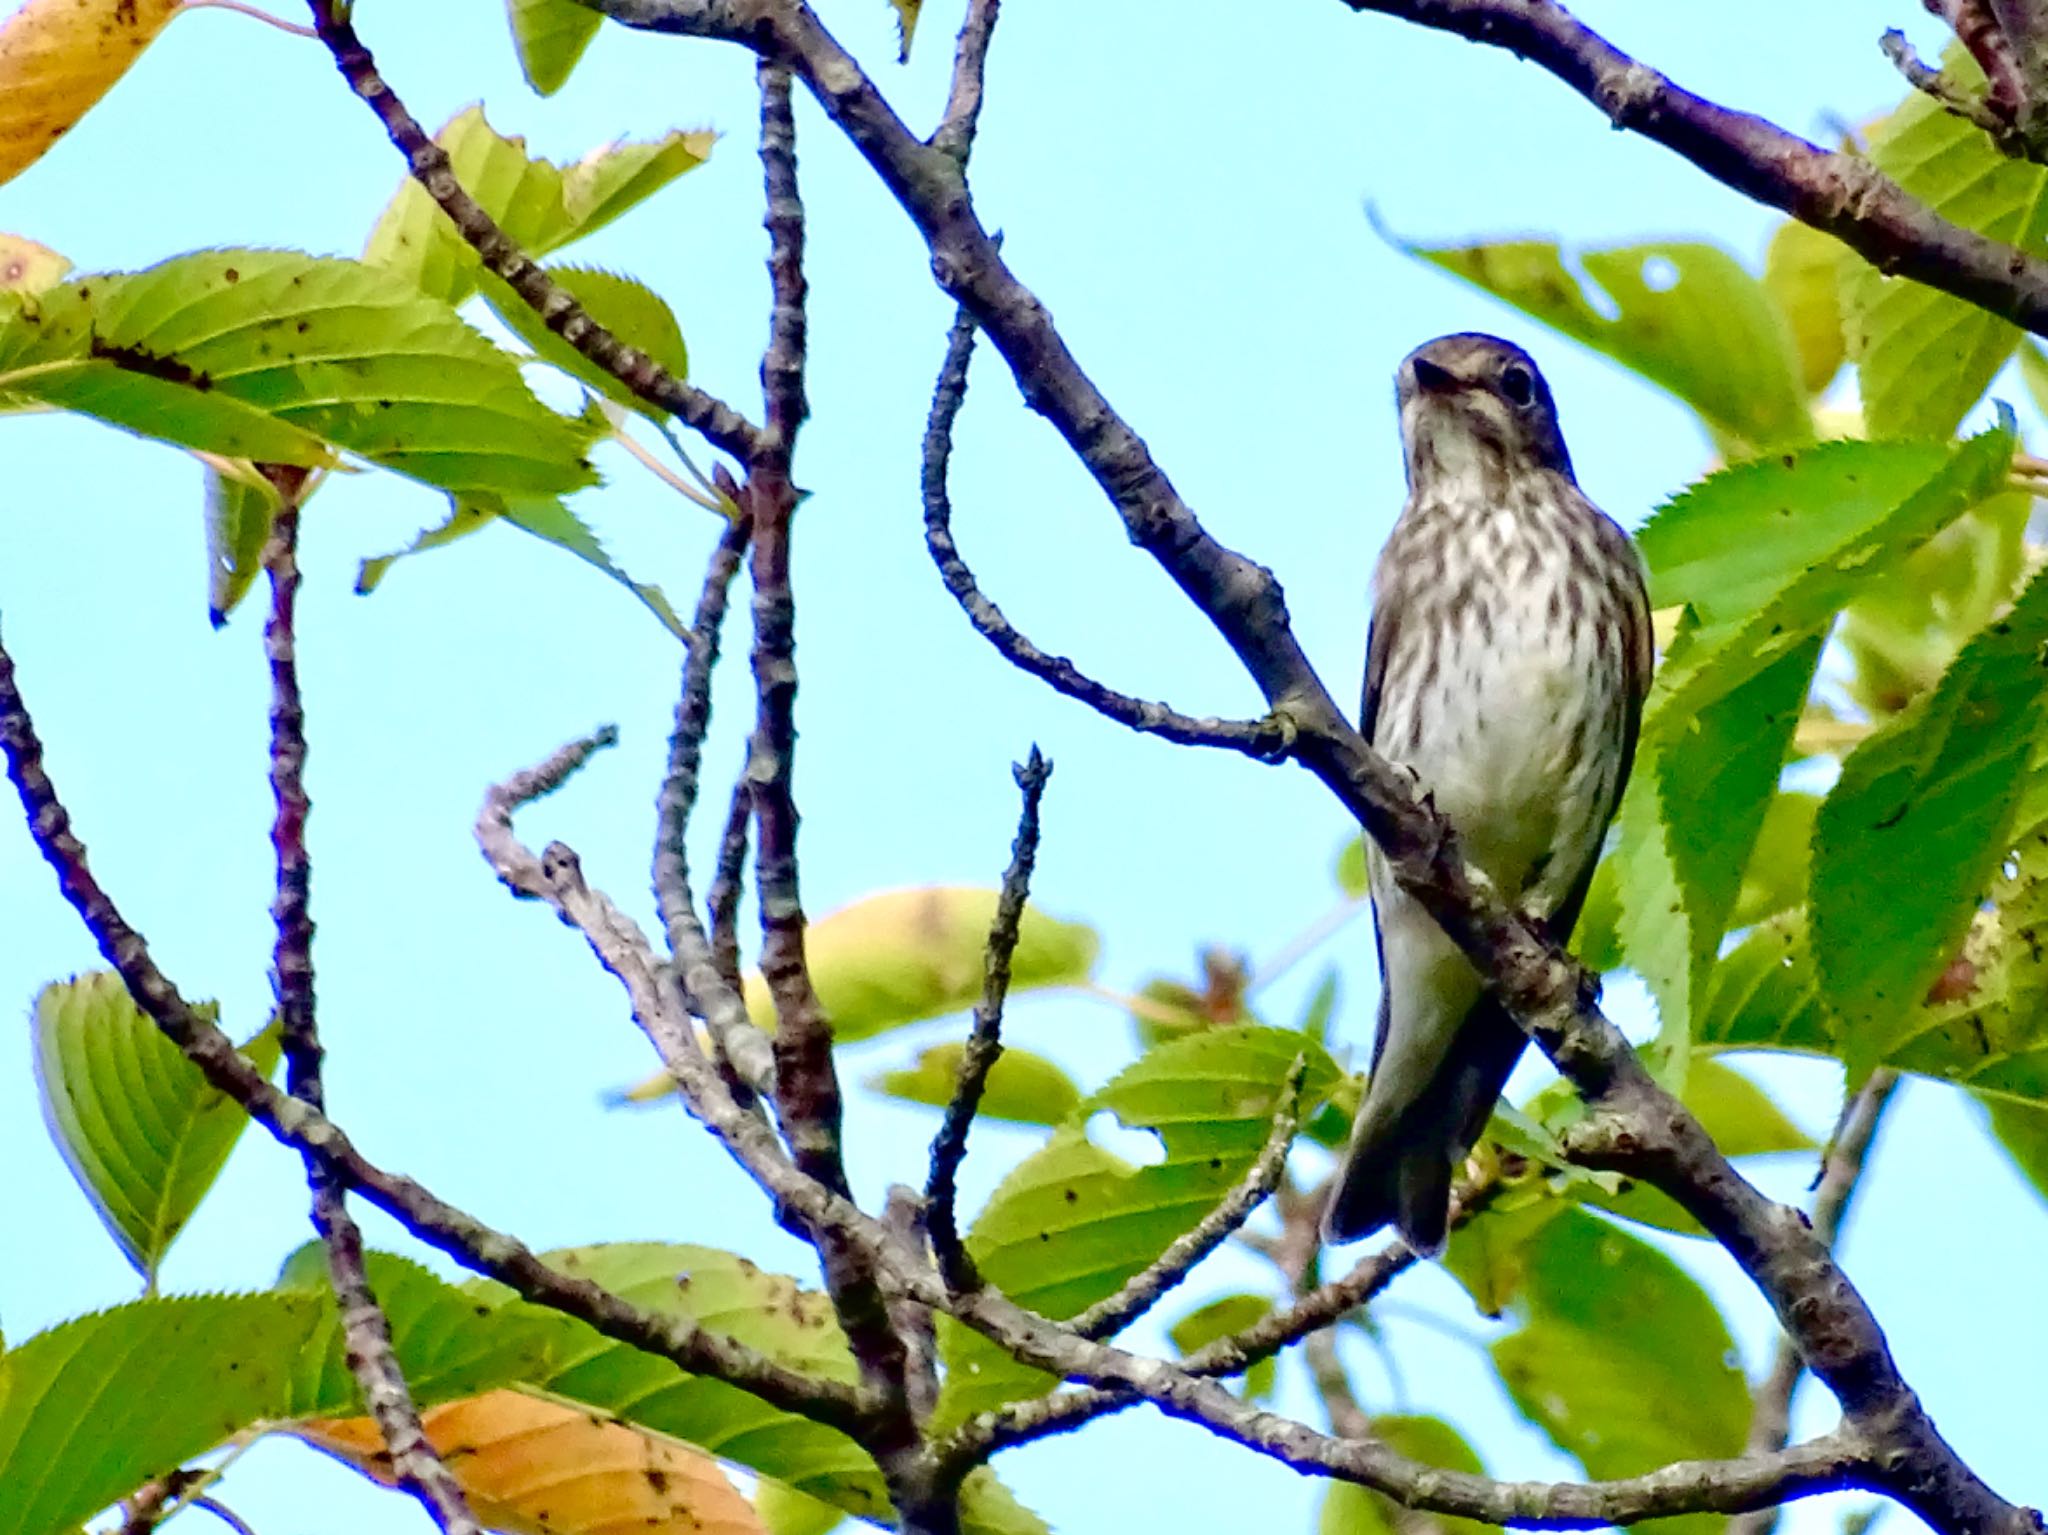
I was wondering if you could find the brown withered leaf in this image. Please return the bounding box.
[298,1389,766,1535]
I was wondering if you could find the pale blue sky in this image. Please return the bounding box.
[0,2,2037,1531]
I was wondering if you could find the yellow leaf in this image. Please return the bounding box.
[887,0,920,62]
[299,1389,766,1535]
[0,231,69,292]
[0,0,182,187]
[740,886,1099,1044]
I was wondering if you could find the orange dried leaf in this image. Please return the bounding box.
[298,1389,767,1535]
[0,0,183,186]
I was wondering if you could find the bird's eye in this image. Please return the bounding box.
[1499,363,1536,407]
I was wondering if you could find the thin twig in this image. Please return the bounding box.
[1067,1054,1307,1341]
[1729,1070,1901,1535]
[1304,1327,1373,1440]
[1880,30,2014,145]
[706,770,753,998]
[262,498,479,1535]
[925,748,1052,1291]
[932,0,1000,163]
[759,62,809,455]
[652,516,775,1095]
[300,2,763,462]
[922,305,1294,761]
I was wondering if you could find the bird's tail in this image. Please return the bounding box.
[1321,991,1527,1253]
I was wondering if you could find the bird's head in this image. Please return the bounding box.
[1396,333,1574,491]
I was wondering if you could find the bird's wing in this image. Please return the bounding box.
[1361,608,1397,742]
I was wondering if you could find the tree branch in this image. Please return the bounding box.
[740,61,919,1458]
[923,303,1294,761]
[931,0,1000,163]
[924,747,1051,1292]
[1330,0,2048,334]
[1728,1070,1902,1535]
[936,1274,1874,1528]
[0,630,871,1437]
[261,496,480,1534]
[300,2,763,463]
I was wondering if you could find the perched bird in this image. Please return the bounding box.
[1323,334,1651,1254]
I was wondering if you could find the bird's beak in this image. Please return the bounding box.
[1411,355,1458,395]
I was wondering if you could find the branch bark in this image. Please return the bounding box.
[261,497,481,1534]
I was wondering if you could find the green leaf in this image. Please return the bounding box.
[502,495,688,637]
[1980,1092,2048,1206]
[1838,492,2033,718]
[469,1243,888,1519]
[959,1468,1052,1535]
[357,494,688,642]
[1698,900,2048,1113]
[276,1247,565,1414]
[203,463,280,627]
[742,887,1100,1044]
[1637,426,2015,725]
[7,251,600,498]
[1513,1054,1810,1243]
[365,106,712,307]
[1841,49,2048,437]
[1614,632,1822,1074]
[486,264,688,417]
[505,0,603,96]
[562,131,720,240]
[33,973,281,1284]
[1761,219,1846,395]
[1682,1056,1815,1157]
[1490,1209,1749,1535]
[755,1479,845,1535]
[937,1026,1337,1426]
[1812,569,2048,1074]
[0,1262,562,1535]
[1334,836,1370,898]
[1729,791,1822,930]
[868,1042,1081,1126]
[1443,1196,1568,1319]
[0,1295,329,1535]
[1167,1293,1277,1401]
[0,286,336,466]
[1320,1417,1488,1535]
[1411,237,1811,454]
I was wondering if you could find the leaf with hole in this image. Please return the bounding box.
[1410,235,1810,455]
[935,1026,1336,1426]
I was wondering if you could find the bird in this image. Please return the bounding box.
[1322,333,1651,1254]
